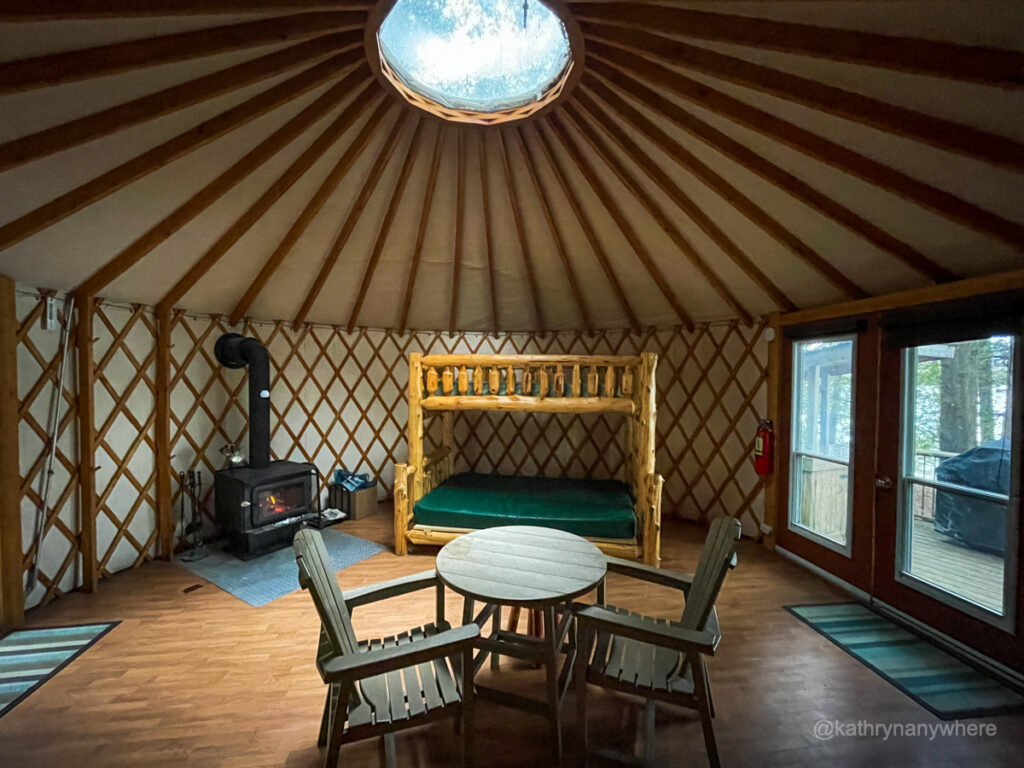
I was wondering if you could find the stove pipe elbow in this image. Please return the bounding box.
[214,333,271,469]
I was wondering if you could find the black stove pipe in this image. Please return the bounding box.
[214,333,271,469]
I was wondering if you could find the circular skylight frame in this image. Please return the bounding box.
[366,0,584,126]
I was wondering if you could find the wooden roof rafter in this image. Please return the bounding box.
[476,130,499,334]
[584,63,957,284]
[570,2,1024,88]
[156,76,381,313]
[496,129,546,334]
[0,11,365,93]
[589,45,1024,254]
[580,22,1024,172]
[346,114,428,332]
[580,90,869,306]
[291,107,406,329]
[0,1,373,18]
[526,122,641,334]
[448,127,466,336]
[543,113,695,331]
[510,126,592,333]
[561,99,756,324]
[0,32,361,173]
[77,63,374,298]
[0,49,362,252]
[229,93,391,326]
[399,125,445,334]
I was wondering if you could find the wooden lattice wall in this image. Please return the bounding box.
[16,292,160,609]
[168,315,770,537]
[14,283,769,613]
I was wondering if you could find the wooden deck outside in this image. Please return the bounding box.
[909,517,1005,614]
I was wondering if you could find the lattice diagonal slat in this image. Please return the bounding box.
[16,291,80,610]
[92,302,158,575]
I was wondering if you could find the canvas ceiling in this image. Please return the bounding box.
[0,1,1022,333]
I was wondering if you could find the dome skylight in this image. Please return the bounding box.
[376,0,575,122]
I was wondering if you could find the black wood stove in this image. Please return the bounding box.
[213,333,318,558]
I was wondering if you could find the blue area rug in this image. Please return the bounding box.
[177,528,385,607]
[786,602,1024,719]
[0,622,118,719]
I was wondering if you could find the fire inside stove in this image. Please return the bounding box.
[256,484,305,518]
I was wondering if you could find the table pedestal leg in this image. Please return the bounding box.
[544,606,563,764]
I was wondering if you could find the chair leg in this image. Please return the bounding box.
[461,645,475,768]
[324,688,347,768]
[574,625,591,768]
[701,657,716,719]
[642,699,657,764]
[318,684,335,747]
[692,656,720,768]
[382,733,397,768]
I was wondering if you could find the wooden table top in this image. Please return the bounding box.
[435,526,607,608]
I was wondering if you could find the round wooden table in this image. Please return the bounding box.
[436,526,607,762]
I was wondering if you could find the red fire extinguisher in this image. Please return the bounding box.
[754,419,774,476]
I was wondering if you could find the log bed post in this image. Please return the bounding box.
[634,353,662,566]
[395,352,424,555]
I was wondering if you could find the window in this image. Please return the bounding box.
[375,0,574,122]
[790,337,856,551]
[899,336,1017,617]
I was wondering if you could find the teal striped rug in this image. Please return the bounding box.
[0,622,117,718]
[786,603,1024,719]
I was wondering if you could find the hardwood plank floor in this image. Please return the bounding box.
[3,508,1022,767]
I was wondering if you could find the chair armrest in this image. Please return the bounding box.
[605,556,693,593]
[574,604,719,656]
[320,623,480,683]
[343,569,438,611]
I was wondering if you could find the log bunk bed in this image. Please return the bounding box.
[394,353,663,566]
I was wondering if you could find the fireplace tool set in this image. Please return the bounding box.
[178,470,209,562]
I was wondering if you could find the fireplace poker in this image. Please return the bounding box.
[181,469,208,562]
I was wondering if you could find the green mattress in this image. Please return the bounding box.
[413,472,637,540]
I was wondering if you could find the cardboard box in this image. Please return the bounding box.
[346,486,378,520]
[328,483,379,520]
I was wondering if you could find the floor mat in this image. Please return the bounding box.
[786,602,1024,719]
[0,622,118,718]
[176,528,385,607]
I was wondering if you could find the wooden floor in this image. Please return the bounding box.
[4,509,1023,768]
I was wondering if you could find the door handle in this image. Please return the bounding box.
[875,476,894,490]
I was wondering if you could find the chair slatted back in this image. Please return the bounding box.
[679,516,741,632]
[294,528,360,657]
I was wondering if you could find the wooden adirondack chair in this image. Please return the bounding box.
[293,528,479,768]
[573,516,742,768]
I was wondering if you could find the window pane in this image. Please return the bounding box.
[900,335,1014,617]
[790,337,854,548]
[793,455,850,546]
[905,482,1006,615]
[906,337,1014,488]
[794,339,854,462]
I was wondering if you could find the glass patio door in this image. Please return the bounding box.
[875,324,1022,663]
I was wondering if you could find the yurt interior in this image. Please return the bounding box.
[3,1,1024,766]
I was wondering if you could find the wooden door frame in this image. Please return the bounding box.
[873,314,1024,673]
[774,316,879,593]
